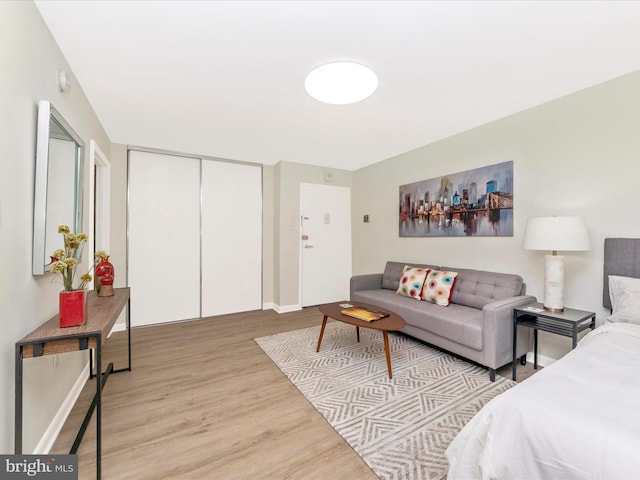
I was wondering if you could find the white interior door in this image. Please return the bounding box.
[128,151,201,326]
[201,161,262,317]
[300,183,352,307]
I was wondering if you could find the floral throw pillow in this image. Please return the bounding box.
[421,270,459,306]
[396,265,429,300]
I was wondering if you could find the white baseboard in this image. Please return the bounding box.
[526,352,556,368]
[272,303,302,314]
[262,302,274,311]
[33,362,90,454]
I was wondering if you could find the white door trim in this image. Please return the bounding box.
[88,140,111,289]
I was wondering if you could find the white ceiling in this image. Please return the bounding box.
[35,1,640,171]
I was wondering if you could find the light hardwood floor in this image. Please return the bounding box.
[51,307,535,479]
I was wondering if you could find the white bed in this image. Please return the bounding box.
[446,238,640,480]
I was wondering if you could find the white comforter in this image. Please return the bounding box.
[446,322,640,480]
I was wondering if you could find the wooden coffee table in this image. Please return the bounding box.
[317,302,406,379]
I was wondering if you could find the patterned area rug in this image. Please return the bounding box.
[255,321,515,480]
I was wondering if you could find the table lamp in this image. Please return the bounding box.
[523,216,590,312]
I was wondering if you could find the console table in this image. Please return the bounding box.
[15,287,131,480]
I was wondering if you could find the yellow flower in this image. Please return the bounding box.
[50,261,67,274]
[64,258,78,267]
[64,234,79,248]
[51,227,91,291]
[95,250,109,260]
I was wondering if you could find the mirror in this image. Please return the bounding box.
[33,100,85,275]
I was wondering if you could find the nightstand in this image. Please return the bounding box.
[512,302,596,381]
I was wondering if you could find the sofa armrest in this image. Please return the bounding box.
[350,273,383,299]
[482,295,537,369]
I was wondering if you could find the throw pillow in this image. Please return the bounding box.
[606,275,640,325]
[396,265,429,300]
[421,270,459,306]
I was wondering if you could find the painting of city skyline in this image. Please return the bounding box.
[399,160,514,237]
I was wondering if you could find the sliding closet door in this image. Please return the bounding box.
[201,160,262,317]
[129,151,201,326]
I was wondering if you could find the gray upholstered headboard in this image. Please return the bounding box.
[603,238,640,309]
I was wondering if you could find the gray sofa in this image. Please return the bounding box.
[350,261,535,381]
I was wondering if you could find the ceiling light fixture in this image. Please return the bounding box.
[305,62,378,105]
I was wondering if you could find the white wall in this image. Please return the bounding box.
[352,69,640,360]
[0,1,111,453]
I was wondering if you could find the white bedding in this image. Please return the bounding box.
[446,322,640,480]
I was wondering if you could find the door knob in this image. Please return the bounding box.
[304,245,314,249]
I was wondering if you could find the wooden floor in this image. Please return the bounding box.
[51,307,536,479]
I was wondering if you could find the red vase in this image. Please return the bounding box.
[95,256,115,296]
[98,271,114,297]
[60,290,87,327]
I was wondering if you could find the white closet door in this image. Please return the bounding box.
[201,161,262,317]
[129,151,201,326]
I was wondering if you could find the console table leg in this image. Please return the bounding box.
[96,337,102,480]
[15,345,23,454]
[126,299,132,371]
[316,316,328,352]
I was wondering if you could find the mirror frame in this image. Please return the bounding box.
[32,100,85,275]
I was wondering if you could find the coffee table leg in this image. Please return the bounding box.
[383,331,392,379]
[356,326,360,342]
[316,316,328,352]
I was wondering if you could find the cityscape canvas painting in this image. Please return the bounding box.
[399,160,514,237]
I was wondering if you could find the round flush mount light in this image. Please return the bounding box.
[304,62,378,105]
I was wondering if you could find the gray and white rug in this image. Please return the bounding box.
[255,321,515,480]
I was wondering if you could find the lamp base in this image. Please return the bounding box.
[543,305,564,313]
[543,254,565,313]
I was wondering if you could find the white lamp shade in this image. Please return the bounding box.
[523,215,590,312]
[523,216,590,252]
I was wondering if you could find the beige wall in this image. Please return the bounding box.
[0,1,111,453]
[272,161,353,309]
[352,69,640,361]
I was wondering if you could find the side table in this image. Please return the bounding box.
[512,302,595,381]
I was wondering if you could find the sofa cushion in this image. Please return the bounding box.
[396,265,429,300]
[350,288,483,351]
[382,261,438,290]
[442,267,524,309]
[421,270,459,306]
[406,302,483,351]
